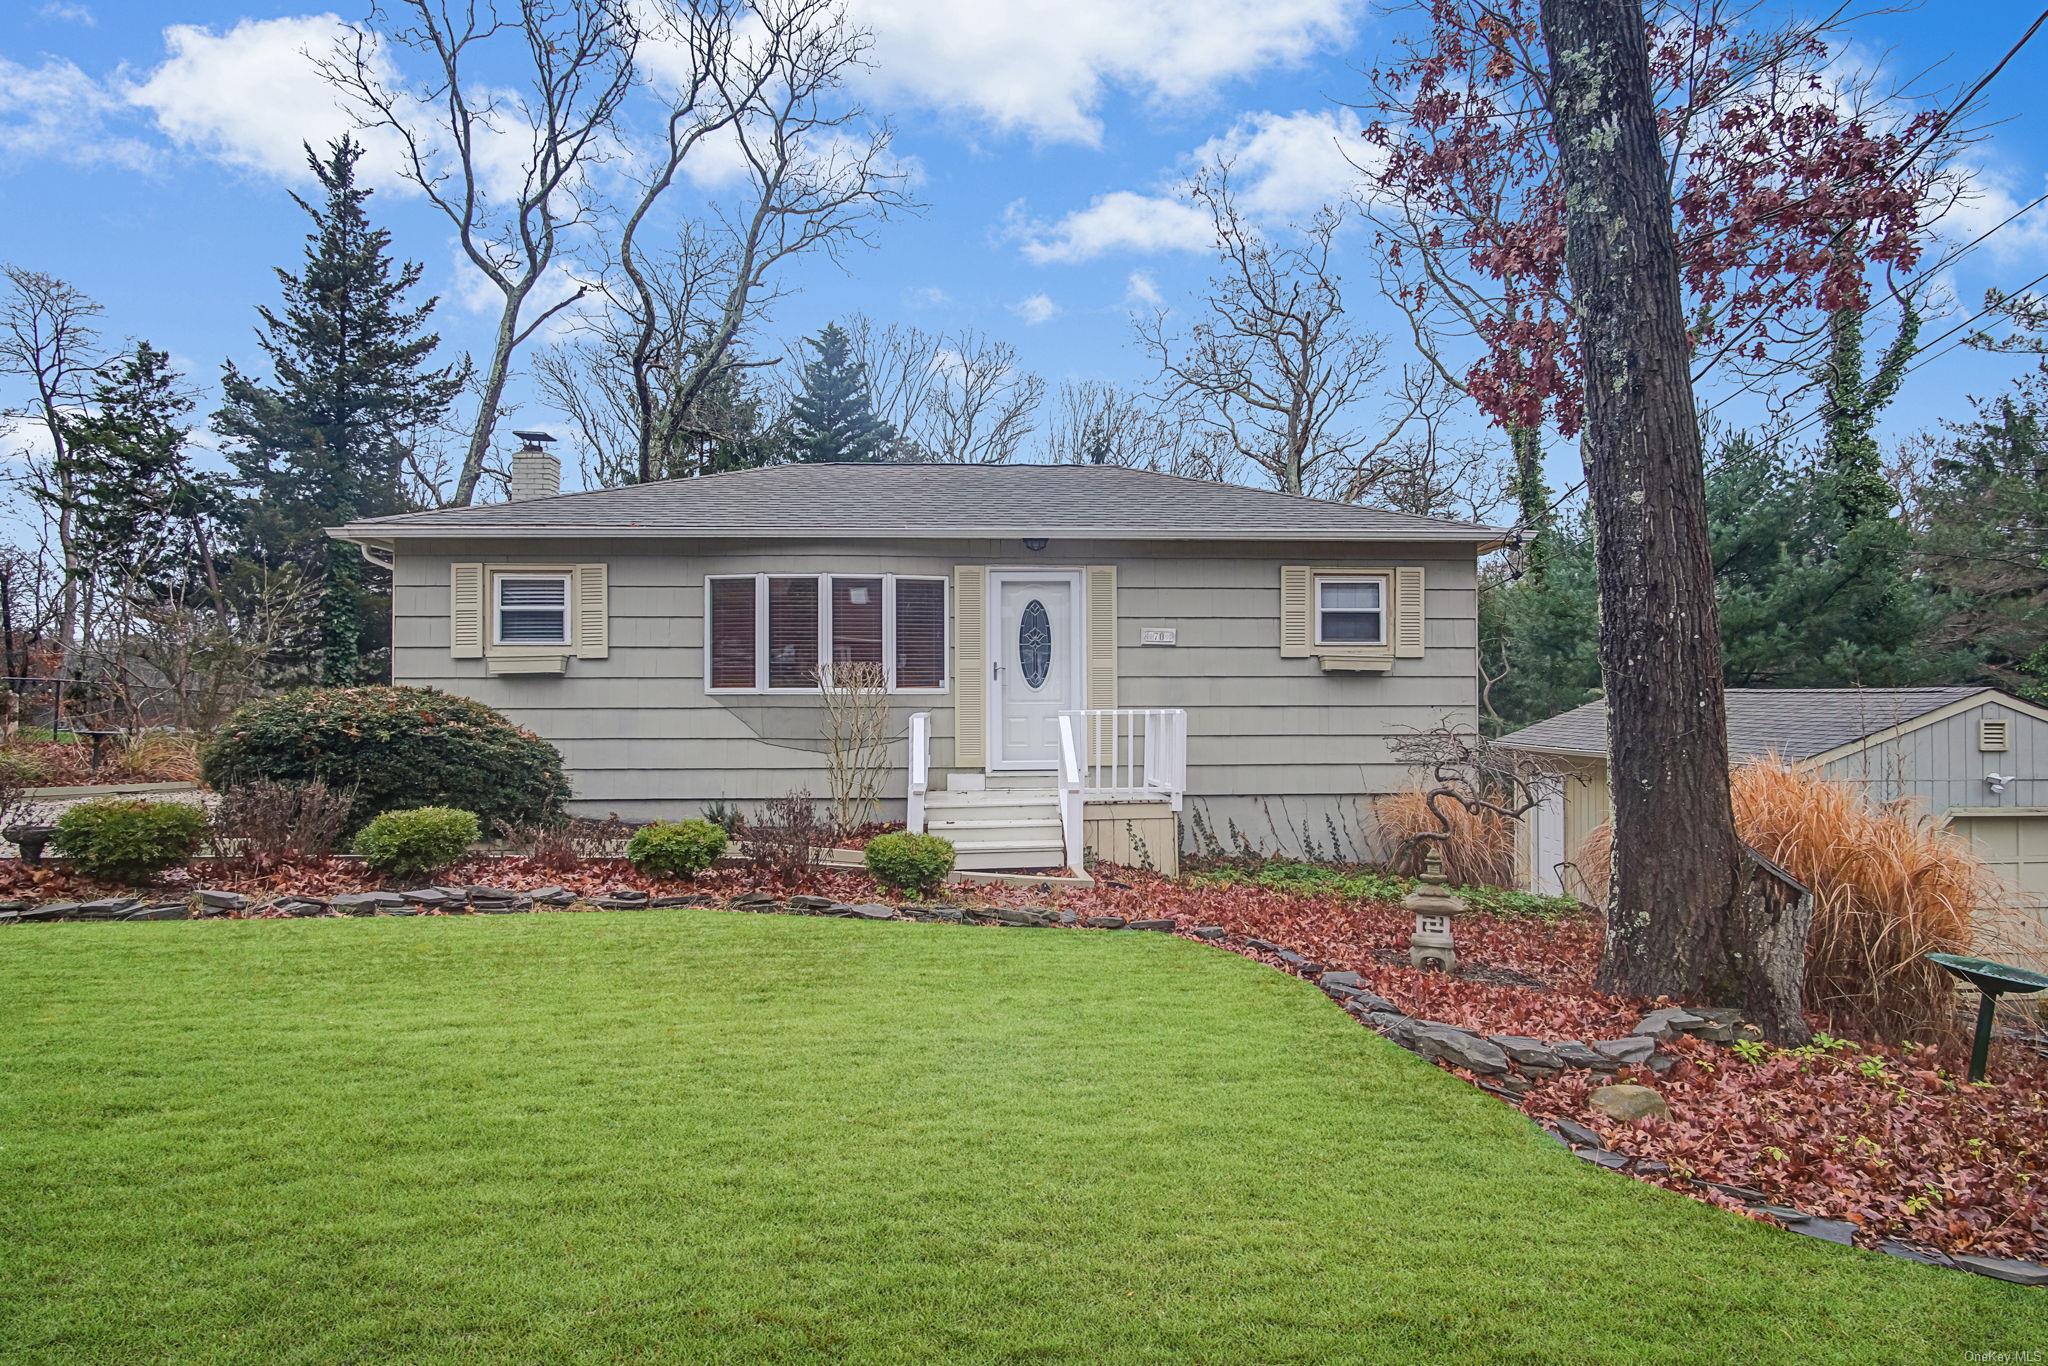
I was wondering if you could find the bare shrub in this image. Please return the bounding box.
[505,815,632,871]
[814,662,891,831]
[211,778,355,872]
[746,790,827,883]
[1576,760,2034,1043]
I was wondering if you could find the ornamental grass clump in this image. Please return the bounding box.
[626,819,729,879]
[1578,759,2031,1043]
[863,832,955,898]
[1373,785,1518,889]
[52,799,209,884]
[352,806,480,879]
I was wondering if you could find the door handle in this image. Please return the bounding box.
[992,661,1003,681]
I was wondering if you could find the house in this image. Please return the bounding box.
[1496,687,2048,924]
[329,440,1504,875]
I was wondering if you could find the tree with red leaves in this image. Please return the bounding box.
[1362,0,1969,1034]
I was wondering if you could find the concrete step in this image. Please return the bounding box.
[927,815,1064,835]
[953,839,1069,872]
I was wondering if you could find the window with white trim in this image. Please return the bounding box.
[494,571,572,646]
[705,573,949,693]
[1314,575,1386,647]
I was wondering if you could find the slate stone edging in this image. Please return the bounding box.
[1295,967,2042,1286]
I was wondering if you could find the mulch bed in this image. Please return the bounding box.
[6,853,2044,1262]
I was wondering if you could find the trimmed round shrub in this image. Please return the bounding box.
[864,832,955,898]
[201,686,565,835]
[52,798,209,883]
[352,806,480,878]
[626,819,729,879]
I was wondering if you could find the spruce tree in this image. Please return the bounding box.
[781,322,893,463]
[215,136,467,683]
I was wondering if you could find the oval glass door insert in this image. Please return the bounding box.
[1019,599,1052,689]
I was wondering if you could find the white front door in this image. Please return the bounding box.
[990,572,1081,770]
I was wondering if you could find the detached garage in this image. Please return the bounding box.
[1496,688,2048,952]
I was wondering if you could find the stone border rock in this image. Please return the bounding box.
[4,884,2039,1284]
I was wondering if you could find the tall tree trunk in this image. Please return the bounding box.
[1540,0,1802,1036]
[454,297,523,507]
[1509,424,1551,584]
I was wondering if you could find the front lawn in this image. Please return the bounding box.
[1,912,2038,1361]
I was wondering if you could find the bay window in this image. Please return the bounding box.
[705,573,948,693]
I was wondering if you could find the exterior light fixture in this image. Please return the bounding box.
[1404,845,1467,972]
[1986,772,2014,794]
[1023,537,1048,552]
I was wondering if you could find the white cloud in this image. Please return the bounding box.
[848,0,1355,144]
[1193,108,1370,220]
[1010,292,1060,325]
[124,15,411,188]
[1943,158,2048,262]
[1014,190,1213,264]
[1013,108,1372,263]
[1125,270,1161,305]
[38,2,96,25]
[0,56,152,170]
[903,284,951,309]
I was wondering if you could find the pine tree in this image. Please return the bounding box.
[1921,385,2048,698]
[780,322,893,463]
[64,342,231,598]
[215,136,467,683]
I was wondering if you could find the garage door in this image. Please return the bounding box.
[1948,813,2048,971]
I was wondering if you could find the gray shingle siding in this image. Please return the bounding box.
[389,534,1478,853]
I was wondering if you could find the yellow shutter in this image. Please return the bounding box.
[574,563,608,659]
[1394,566,1425,658]
[451,562,484,658]
[1085,566,1117,763]
[1280,565,1311,657]
[954,566,987,768]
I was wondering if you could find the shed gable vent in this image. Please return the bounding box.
[1980,718,2011,753]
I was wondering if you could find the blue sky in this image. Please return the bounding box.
[3,0,2047,507]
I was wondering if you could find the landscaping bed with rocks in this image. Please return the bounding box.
[4,852,2043,1280]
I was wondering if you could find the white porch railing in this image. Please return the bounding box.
[906,711,930,834]
[1056,715,1085,876]
[1060,708,1188,811]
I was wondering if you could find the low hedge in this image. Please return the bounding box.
[626,819,729,879]
[200,686,565,835]
[864,832,955,898]
[352,806,480,878]
[52,799,209,884]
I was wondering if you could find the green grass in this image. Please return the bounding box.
[2,913,2039,1363]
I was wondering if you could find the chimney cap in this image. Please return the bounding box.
[512,429,557,446]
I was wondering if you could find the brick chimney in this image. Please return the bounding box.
[509,430,560,501]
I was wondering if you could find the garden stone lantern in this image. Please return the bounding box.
[1405,846,1467,972]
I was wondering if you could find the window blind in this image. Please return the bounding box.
[894,578,946,689]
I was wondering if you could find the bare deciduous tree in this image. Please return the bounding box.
[1137,171,1388,496]
[319,0,638,506]
[0,266,103,677]
[839,314,1043,463]
[610,0,906,484]
[1040,379,1240,482]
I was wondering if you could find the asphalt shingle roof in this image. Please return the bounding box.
[332,462,1504,542]
[1495,687,1994,763]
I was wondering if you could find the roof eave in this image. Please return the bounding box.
[329,523,1508,543]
